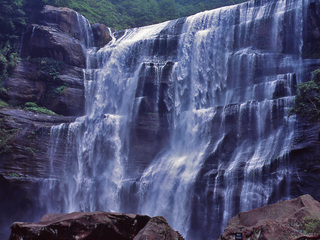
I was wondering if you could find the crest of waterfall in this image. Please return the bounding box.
[43,0,313,239]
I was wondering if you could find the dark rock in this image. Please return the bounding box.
[302,1,320,58]
[220,194,320,240]
[133,216,184,240]
[0,108,74,179]
[38,5,90,46]
[290,118,320,201]
[92,23,113,48]
[0,174,39,240]
[9,212,151,240]
[0,60,85,116]
[0,108,74,239]
[21,24,86,68]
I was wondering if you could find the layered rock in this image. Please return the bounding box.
[220,195,320,240]
[0,108,74,178]
[9,212,184,240]
[0,5,114,239]
[0,60,85,116]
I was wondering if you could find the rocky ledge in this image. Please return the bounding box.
[220,194,320,240]
[9,212,184,240]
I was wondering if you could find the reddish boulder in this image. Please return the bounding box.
[9,212,151,240]
[220,194,320,240]
[134,216,184,240]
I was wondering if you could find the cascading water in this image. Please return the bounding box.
[43,0,314,239]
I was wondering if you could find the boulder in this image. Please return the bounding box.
[133,216,184,240]
[38,5,112,48]
[9,212,184,240]
[220,194,320,240]
[38,5,91,46]
[21,24,86,68]
[92,23,113,48]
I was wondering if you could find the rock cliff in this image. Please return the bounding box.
[0,5,111,239]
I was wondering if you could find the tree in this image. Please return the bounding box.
[0,0,26,44]
[290,69,320,122]
[0,0,25,82]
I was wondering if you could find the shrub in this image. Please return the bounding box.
[55,85,67,95]
[31,57,64,79]
[24,102,58,115]
[304,217,320,235]
[0,99,9,108]
[290,69,320,122]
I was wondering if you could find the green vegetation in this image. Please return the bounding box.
[55,85,68,95]
[0,0,249,83]
[32,57,64,79]
[0,0,25,83]
[0,119,19,154]
[0,99,9,108]
[304,217,320,235]
[290,69,320,122]
[50,0,249,29]
[24,102,59,115]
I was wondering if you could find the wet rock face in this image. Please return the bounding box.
[22,24,86,68]
[39,5,90,45]
[220,195,320,240]
[0,108,74,179]
[290,118,320,201]
[0,174,39,240]
[9,212,184,240]
[0,60,85,116]
[303,1,320,58]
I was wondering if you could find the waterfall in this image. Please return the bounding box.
[43,0,313,239]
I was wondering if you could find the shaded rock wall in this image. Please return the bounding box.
[0,5,112,239]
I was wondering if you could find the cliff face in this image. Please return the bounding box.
[1,1,320,240]
[0,5,111,239]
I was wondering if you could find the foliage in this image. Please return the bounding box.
[0,41,21,82]
[0,0,26,43]
[304,217,320,235]
[0,119,19,154]
[55,85,67,95]
[42,0,248,29]
[290,69,320,122]
[31,57,64,79]
[0,99,9,108]
[0,0,25,83]
[24,102,58,115]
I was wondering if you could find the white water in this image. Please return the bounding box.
[43,0,312,239]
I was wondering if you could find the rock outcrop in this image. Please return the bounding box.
[220,194,320,240]
[134,216,184,240]
[0,60,85,116]
[0,4,114,239]
[9,212,184,240]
